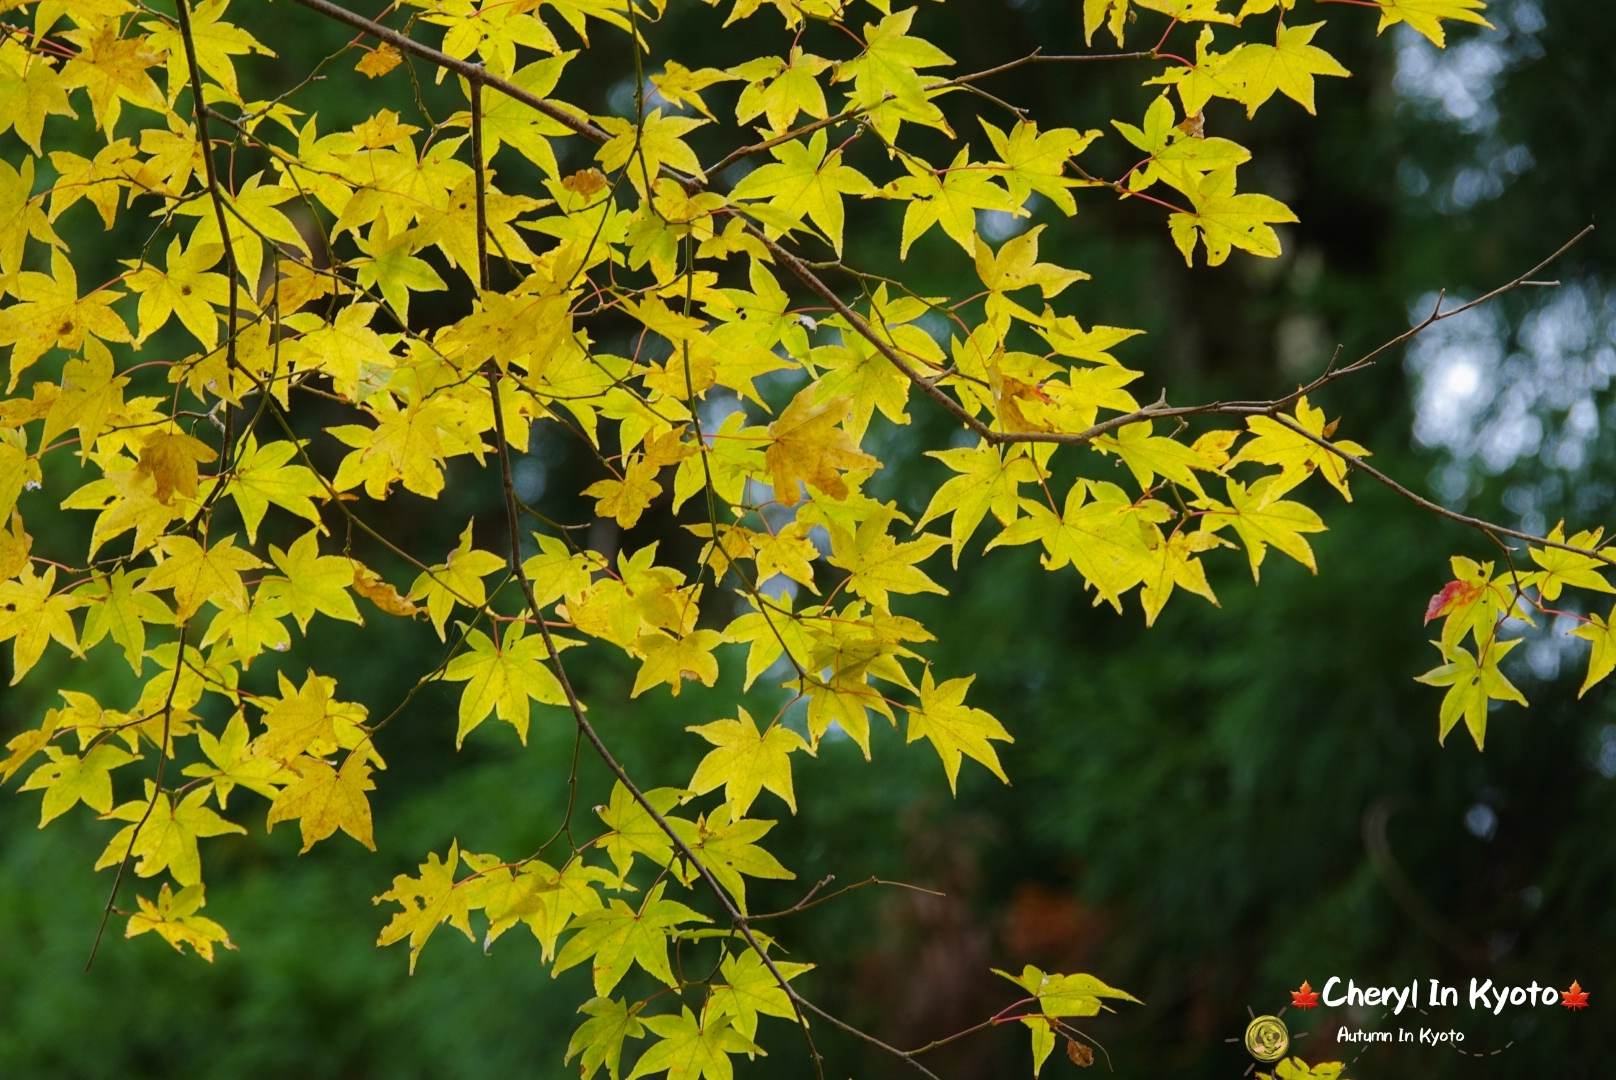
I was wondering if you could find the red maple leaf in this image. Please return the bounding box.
[1561,981,1590,1010]
[1291,981,1320,1009]
[1425,579,1481,624]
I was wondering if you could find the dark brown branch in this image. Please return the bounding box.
[470,80,490,291]
[750,875,945,921]
[1351,225,1592,369]
[87,621,189,970]
[1273,412,1616,567]
[173,0,240,469]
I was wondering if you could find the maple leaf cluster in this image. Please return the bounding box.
[0,0,1517,1076]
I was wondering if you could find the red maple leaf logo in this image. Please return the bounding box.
[1561,981,1590,1010]
[1291,981,1320,1009]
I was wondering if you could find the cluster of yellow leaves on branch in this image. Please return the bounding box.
[0,0,1486,1074]
[1417,523,1616,751]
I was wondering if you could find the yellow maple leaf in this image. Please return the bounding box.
[257,530,361,634]
[686,706,812,822]
[0,249,131,389]
[729,129,874,257]
[124,236,232,349]
[1416,636,1526,750]
[96,783,247,886]
[374,841,471,973]
[584,456,664,530]
[407,520,507,640]
[136,429,217,506]
[764,387,878,506]
[1197,475,1326,581]
[265,752,377,853]
[1224,21,1351,118]
[1375,0,1492,48]
[19,742,139,825]
[181,711,293,809]
[355,42,403,78]
[904,669,1012,794]
[827,508,948,613]
[442,622,570,746]
[143,0,275,105]
[1228,397,1371,501]
[596,109,707,193]
[0,564,83,683]
[632,628,723,698]
[0,39,76,155]
[1168,165,1298,267]
[140,534,263,622]
[215,436,325,543]
[41,338,127,458]
[125,883,236,962]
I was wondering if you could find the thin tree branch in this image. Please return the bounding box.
[285,0,609,143]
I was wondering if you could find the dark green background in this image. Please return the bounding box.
[1,0,1612,1076]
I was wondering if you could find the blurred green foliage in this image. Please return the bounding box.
[2,0,1614,1077]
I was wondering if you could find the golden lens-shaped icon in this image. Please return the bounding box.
[1243,1015,1289,1062]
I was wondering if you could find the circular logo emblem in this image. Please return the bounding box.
[1244,1015,1290,1062]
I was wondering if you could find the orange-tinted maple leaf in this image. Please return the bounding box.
[1291,980,1319,1009]
[1561,980,1590,1009]
[1425,578,1482,624]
